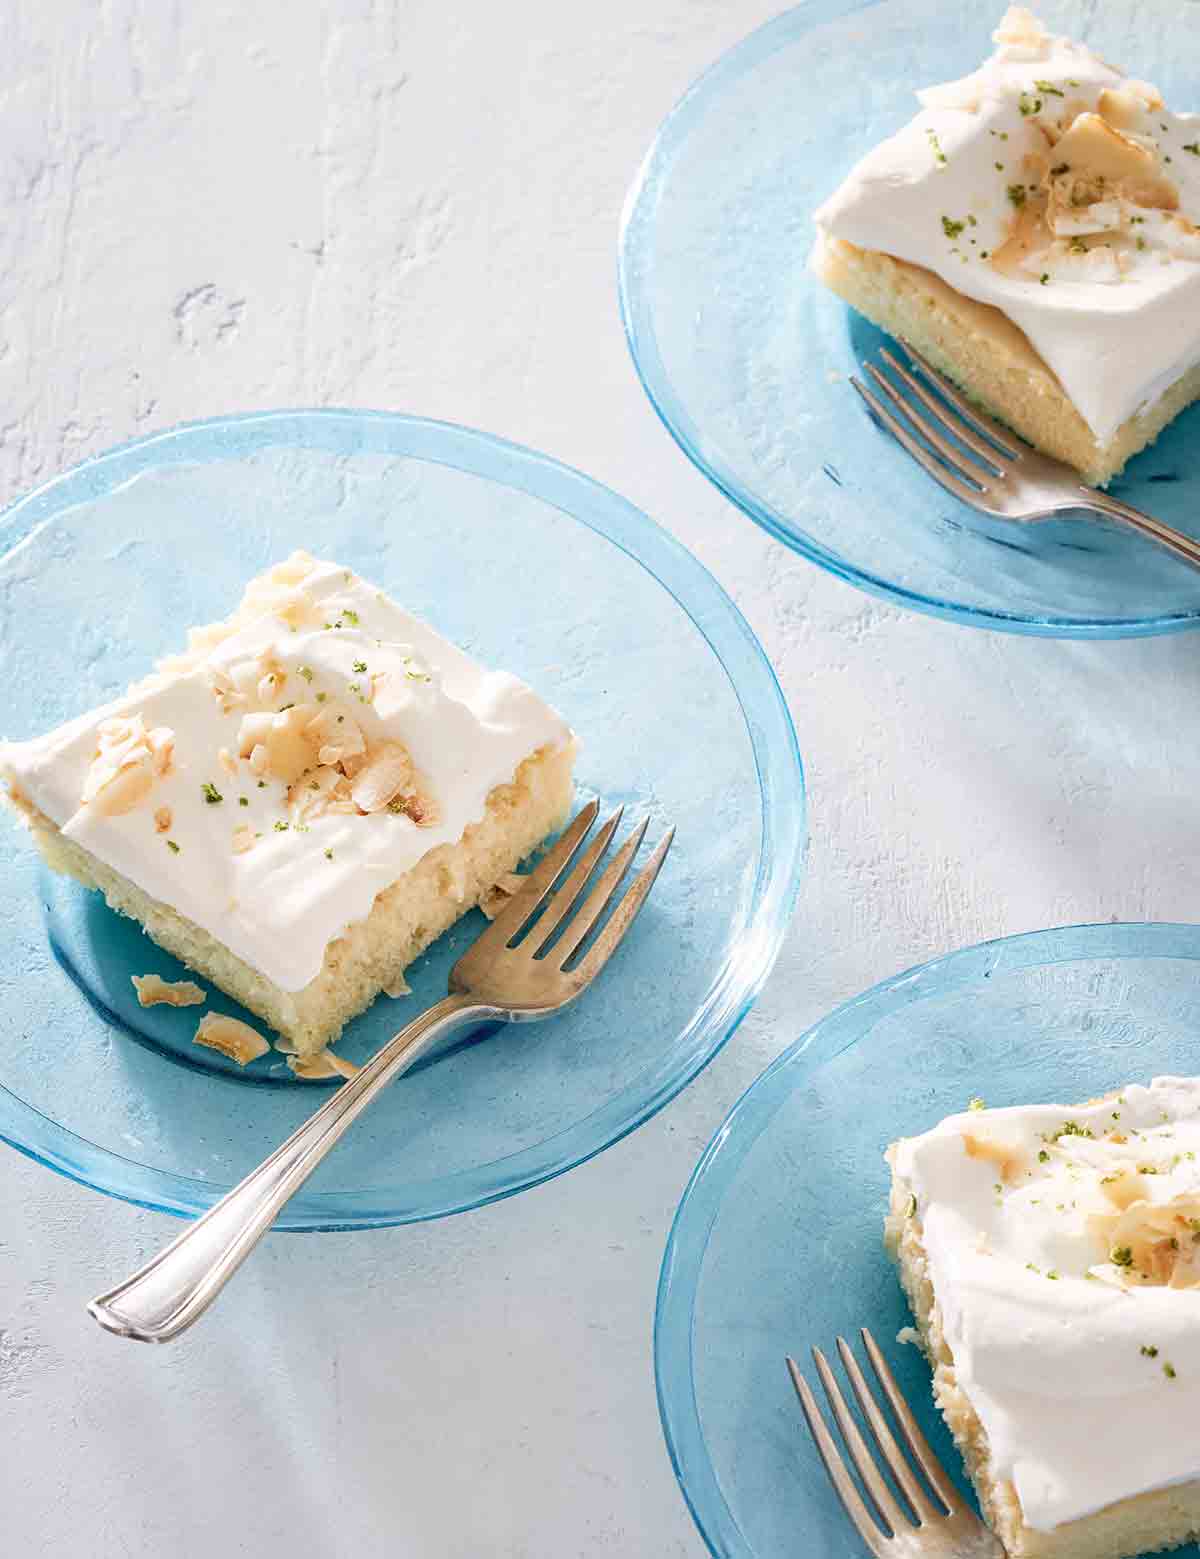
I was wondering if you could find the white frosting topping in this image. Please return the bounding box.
[1,554,572,992]
[894,1076,1200,1531]
[815,8,1200,444]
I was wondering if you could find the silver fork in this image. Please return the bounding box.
[787,1328,1005,1558]
[852,344,1200,572]
[88,800,673,1343]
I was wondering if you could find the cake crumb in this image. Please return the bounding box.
[82,715,175,817]
[480,872,527,920]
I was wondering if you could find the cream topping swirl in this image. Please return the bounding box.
[893,1075,1200,1531]
[1,553,573,991]
[815,7,1200,445]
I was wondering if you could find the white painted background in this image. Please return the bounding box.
[4,2,1200,1554]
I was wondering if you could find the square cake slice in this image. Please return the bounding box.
[1,551,576,1058]
[814,7,1200,486]
[886,1077,1200,1559]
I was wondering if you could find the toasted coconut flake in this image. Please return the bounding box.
[1098,82,1164,129]
[350,740,415,813]
[962,1131,1025,1184]
[147,726,175,776]
[206,670,247,716]
[286,1049,359,1080]
[1052,113,1178,210]
[288,761,353,823]
[132,973,206,1008]
[1097,87,1149,133]
[81,715,175,817]
[306,706,365,757]
[193,1013,269,1066]
[87,761,155,816]
[1088,1190,1200,1289]
[154,806,173,834]
[235,703,321,784]
[238,713,273,753]
[207,668,239,703]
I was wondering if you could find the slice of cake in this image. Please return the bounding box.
[886,1077,1200,1559]
[813,7,1200,486]
[1,551,576,1058]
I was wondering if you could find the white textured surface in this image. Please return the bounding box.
[5,3,1200,1554]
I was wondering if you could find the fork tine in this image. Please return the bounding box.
[850,377,985,507]
[879,349,1007,474]
[787,1358,890,1558]
[901,345,1022,459]
[812,1345,915,1536]
[865,364,990,490]
[475,800,600,948]
[836,1336,942,1522]
[860,1328,966,1514]
[553,816,649,969]
[527,807,625,957]
[569,826,673,984]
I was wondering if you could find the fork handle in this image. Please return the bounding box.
[88,994,492,1343]
[1084,489,1200,572]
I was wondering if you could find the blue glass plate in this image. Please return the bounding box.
[0,410,804,1229]
[656,922,1200,1558]
[619,0,1200,638]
